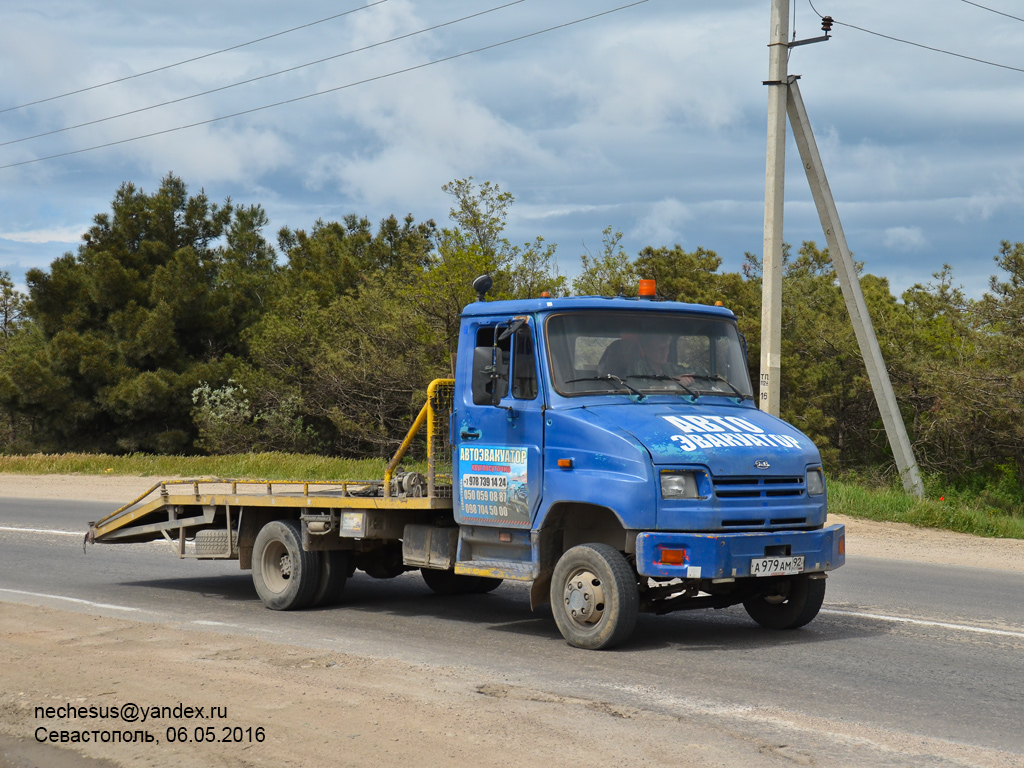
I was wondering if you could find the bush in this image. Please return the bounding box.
[191,381,317,455]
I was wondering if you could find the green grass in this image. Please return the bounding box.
[3,453,1023,540]
[0,452,428,481]
[828,477,1024,540]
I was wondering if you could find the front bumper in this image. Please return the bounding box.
[635,524,845,579]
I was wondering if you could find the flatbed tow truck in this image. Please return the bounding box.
[89,280,845,649]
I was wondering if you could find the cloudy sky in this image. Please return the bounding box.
[2,0,1023,299]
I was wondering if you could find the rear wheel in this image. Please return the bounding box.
[252,520,319,610]
[742,575,826,629]
[473,577,504,594]
[550,543,639,650]
[421,568,484,595]
[309,550,352,608]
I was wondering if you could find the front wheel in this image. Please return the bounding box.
[550,543,639,650]
[252,520,320,610]
[742,575,826,629]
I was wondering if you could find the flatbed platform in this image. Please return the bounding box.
[89,477,453,544]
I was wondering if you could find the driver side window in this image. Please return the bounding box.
[472,326,510,405]
[471,322,538,405]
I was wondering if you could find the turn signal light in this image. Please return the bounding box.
[660,549,686,565]
[557,458,573,469]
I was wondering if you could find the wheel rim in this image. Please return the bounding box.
[562,568,606,627]
[260,539,292,594]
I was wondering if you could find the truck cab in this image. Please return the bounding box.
[452,290,844,648]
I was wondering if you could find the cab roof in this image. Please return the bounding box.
[460,294,738,319]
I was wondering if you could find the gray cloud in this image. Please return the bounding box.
[1,0,1022,302]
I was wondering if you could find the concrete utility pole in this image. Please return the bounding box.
[759,0,790,419]
[786,80,925,497]
[760,0,925,497]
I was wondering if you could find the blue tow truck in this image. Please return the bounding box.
[89,279,845,650]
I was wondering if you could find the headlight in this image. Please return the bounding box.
[806,468,825,496]
[661,471,699,499]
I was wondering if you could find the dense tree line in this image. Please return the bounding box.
[1,174,1022,498]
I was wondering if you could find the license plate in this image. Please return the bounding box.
[750,555,805,577]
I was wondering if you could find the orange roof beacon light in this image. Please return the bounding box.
[638,279,657,299]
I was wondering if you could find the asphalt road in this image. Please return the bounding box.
[2,497,1023,760]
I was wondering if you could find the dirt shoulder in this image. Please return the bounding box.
[829,512,1024,572]
[1,603,1018,768]
[0,474,175,505]
[1,602,753,768]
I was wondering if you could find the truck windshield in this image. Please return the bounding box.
[546,311,754,399]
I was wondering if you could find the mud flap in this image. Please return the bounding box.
[528,527,562,610]
[530,572,552,611]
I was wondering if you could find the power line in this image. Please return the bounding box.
[0,1,390,115]
[0,0,527,149]
[0,0,652,172]
[960,0,1024,25]
[807,1,1024,75]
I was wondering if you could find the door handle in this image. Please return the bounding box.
[460,427,481,440]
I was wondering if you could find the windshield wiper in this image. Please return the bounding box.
[566,374,646,400]
[686,374,752,400]
[625,374,699,399]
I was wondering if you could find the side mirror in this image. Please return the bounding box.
[497,317,526,342]
[472,274,493,302]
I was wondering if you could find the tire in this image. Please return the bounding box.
[550,543,639,650]
[358,542,407,579]
[473,577,504,594]
[421,568,484,595]
[742,575,826,630]
[309,550,352,608]
[252,520,320,611]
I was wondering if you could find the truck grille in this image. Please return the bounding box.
[713,475,804,499]
[713,475,809,528]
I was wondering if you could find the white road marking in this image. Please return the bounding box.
[0,525,82,537]
[822,608,1024,639]
[0,587,139,612]
[0,525,165,545]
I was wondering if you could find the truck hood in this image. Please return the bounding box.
[583,401,820,475]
